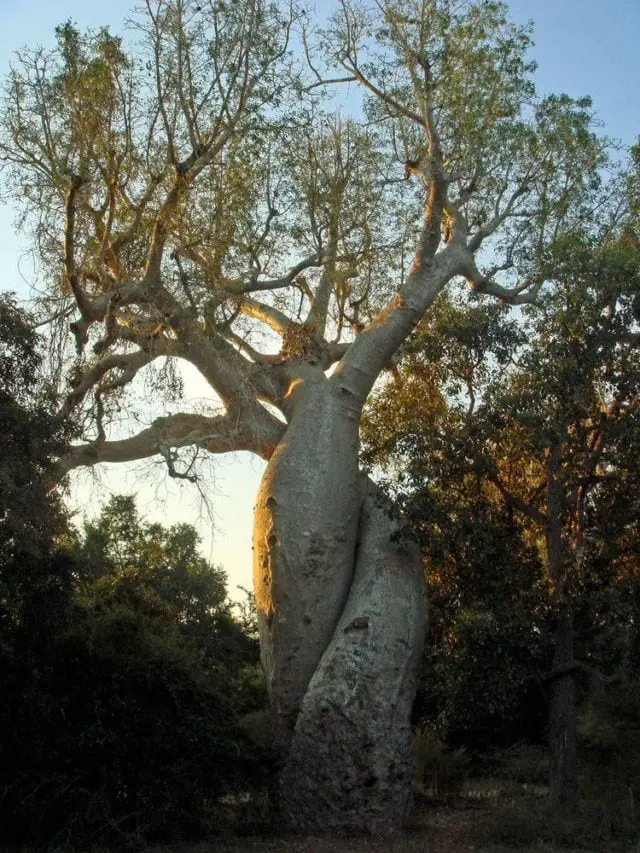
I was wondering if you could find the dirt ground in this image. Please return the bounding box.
[149,796,617,853]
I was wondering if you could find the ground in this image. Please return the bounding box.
[147,791,622,853]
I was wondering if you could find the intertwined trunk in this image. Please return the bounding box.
[253,374,427,833]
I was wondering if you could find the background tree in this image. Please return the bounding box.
[77,493,259,677]
[0,293,72,638]
[0,0,617,831]
[364,224,640,807]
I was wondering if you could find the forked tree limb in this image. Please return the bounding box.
[52,408,285,485]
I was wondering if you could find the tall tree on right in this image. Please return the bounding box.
[364,219,640,807]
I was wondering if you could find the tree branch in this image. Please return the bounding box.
[467,183,530,252]
[331,242,466,406]
[464,255,544,305]
[64,174,94,351]
[60,349,157,419]
[306,224,339,335]
[490,473,548,527]
[52,410,282,483]
[237,297,294,336]
[216,253,322,296]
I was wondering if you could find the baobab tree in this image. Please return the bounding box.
[0,0,611,833]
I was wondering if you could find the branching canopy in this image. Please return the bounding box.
[0,0,623,480]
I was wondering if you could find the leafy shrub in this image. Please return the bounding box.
[1,497,267,849]
[478,792,638,851]
[413,724,470,799]
[1,590,264,848]
[578,678,640,841]
[490,742,549,787]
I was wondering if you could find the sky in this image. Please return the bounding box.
[0,0,638,597]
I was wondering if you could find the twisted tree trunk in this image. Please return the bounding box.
[253,375,427,833]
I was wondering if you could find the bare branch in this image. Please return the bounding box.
[467,183,530,251]
[223,328,282,365]
[60,349,157,419]
[52,409,282,483]
[331,242,466,405]
[217,254,322,296]
[464,255,544,305]
[306,225,339,334]
[238,297,294,336]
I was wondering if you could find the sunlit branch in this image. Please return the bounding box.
[490,474,548,528]
[111,173,166,254]
[60,349,156,419]
[467,183,531,251]
[332,242,465,405]
[219,253,322,296]
[52,411,260,482]
[465,256,544,305]
[144,173,184,278]
[238,297,293,336]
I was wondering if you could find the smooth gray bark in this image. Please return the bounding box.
[281,482,426,834]
[252,377,427,833]
[253,374,362,752]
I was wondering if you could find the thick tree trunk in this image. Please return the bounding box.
[281,483,426,834]
[548,611,578,809]
[253,375,362,752]
[253,376,427,833]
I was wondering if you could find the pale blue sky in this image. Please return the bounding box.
[0,1,638,595]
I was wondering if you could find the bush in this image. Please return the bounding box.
[0,589,264,849]
[0,499,268,849]
[578,678,640,841]
[413,724,470,799]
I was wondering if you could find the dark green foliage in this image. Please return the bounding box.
[0,299,267,849]
[75,494,259,685]
[414,500,548,750]
[2,591,253,846]
[0,294,70,604]
[1,507,266,849]
[364,228,640,766]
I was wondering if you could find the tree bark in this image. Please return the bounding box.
[281,482,426,834]
[253,373,362,753]
[253,376,427,833]
[548,610,578,809]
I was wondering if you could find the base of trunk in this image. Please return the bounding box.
[280,486,427,834]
